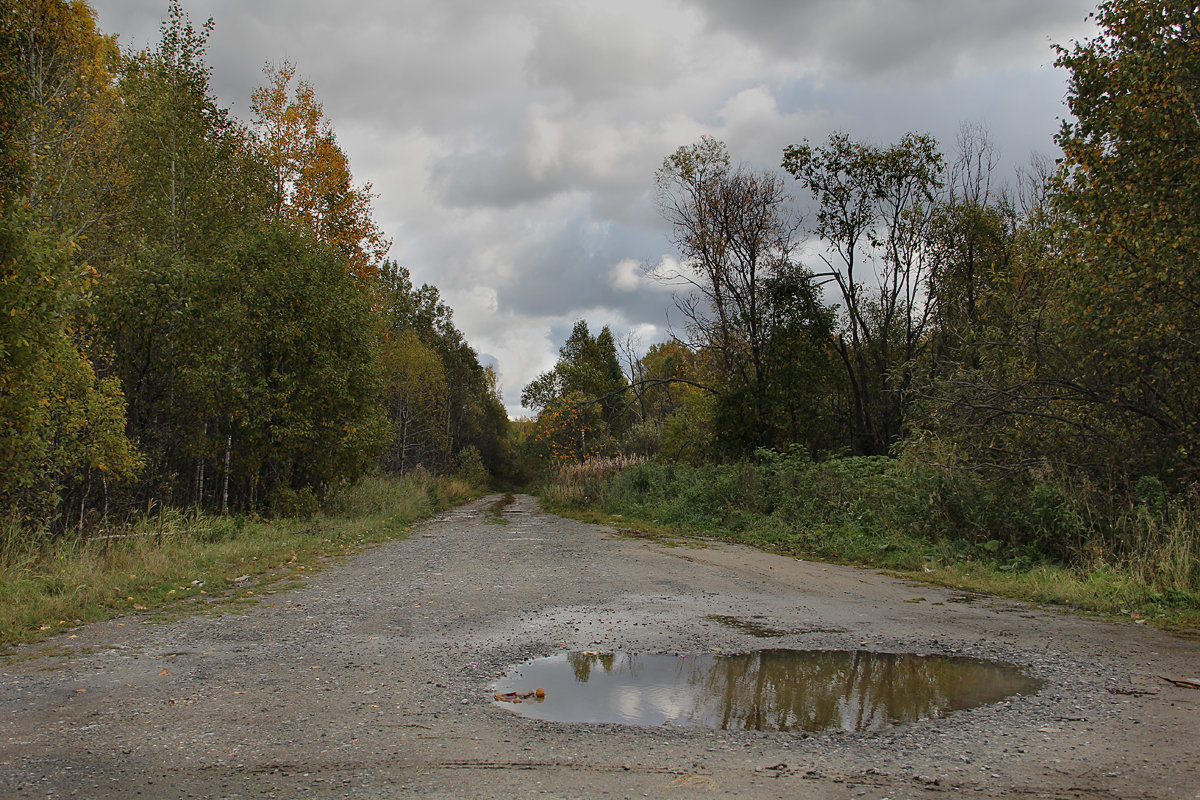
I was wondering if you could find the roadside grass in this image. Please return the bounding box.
[0,471,480,650]
[541,455,1200,633]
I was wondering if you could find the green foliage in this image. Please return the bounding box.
[203,223,388,504]
[523,320,626,413]
[114,2,260,262]
[1,2,500,537]
[545,452,1200,611]
[522,320,627,464]
[454,445,489,486]
[1049,0,1200,483]
[0,32,138,530]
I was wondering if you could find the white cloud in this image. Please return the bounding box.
[610,259,643,293]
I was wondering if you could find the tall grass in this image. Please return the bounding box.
[542,451,1200,625]
[0,471,480,649]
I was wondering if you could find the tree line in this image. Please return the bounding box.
[524,0,1199,500]
[1,0,507,532]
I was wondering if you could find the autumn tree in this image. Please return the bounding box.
[633,339,717,463]
[630,339,698,427]
[375,260,507,475]
[377,331,449,474]
[921,3,1200,486]
[6,0,121,243]
[251,61,389,283]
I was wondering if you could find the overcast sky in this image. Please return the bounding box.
[88,0,1097,417]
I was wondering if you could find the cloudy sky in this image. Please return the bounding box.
[88,0,1097,417]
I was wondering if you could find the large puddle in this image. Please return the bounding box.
[492,649,1042,732]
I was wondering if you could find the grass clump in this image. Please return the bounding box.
[484,493,516,525]
[0,471,481,649]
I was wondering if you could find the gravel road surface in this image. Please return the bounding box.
[2,494,1198,799]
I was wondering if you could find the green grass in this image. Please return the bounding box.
[0,471,480,650]
[541,455,1200,633]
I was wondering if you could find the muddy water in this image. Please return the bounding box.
[493,649,1043,732]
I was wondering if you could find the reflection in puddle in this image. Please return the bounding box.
[493,650,1042,732]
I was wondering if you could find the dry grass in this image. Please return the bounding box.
[0,472,482,649]
[556,455,647,483]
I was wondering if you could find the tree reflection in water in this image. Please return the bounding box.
[494,650,1042,732]
[567,651,619,682]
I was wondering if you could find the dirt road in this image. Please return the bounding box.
[2,494,1198,799]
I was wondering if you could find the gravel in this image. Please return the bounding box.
[1,493,1198,799]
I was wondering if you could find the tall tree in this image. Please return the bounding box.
[657,137,834,453]
[378,330,449,474]
[375,260,507,475]
[522,320,627,461]
[6,0,120,243]
[783,131,943,455]
[925,124,1018,372]
[93,0,264,503]
[199,223,387,509]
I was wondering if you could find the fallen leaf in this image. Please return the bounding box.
[158,668,170,676]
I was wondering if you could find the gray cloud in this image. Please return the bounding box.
[685,0,1095,79]
[524,4,690,103]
